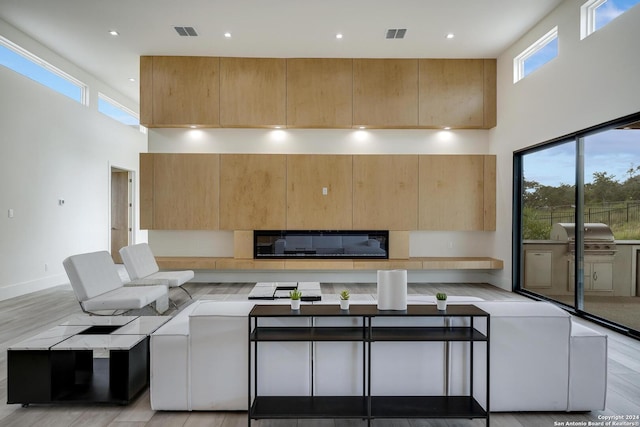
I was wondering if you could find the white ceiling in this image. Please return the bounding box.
[0,0,564,104]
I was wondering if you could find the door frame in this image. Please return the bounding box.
[109,164,135,262]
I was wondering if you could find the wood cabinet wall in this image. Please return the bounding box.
[353,59,419,127]
[220,57,286,127]
[286,58,353,128]
[219,154,286,230]
[418,155,495,231]
[141,153,496,232]
[140,56,496,129]
[353,155,419,230]
[140,56,220,127]
[140,153,219,229]
[286,155,353,229]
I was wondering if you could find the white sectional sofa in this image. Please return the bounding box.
[150,297,607,413]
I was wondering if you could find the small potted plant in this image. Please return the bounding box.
[289,289,302,310]
[339,290,350,310]
[436,292,448,311]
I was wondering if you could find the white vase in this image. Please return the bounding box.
[340,299,349,310]
[437,300,447,311]
[291,299,301,310]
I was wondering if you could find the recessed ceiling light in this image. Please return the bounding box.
[336,33,343,39]
[224,32,232,38]
[446,33,455,39]
[109,30,119,36]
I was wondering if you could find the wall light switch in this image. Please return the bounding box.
[322,187,328,196]
[8,208,14,218]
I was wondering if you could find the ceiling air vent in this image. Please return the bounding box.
[386,28,407,39]
[174,26,198,37]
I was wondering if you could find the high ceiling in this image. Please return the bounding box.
[0,0,564,104]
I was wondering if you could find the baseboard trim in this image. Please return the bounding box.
[0,274,70,301]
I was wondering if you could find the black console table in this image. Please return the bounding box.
[248,304,490,426]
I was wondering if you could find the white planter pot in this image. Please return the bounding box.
[436,300,447,311]
[340,299,350,310]
[291,299,301,310]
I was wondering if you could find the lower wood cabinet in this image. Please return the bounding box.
[419,155,495,231]
[219,154,286,230]
[141,153,220,230]
[140,153,496,231]
[286,155,353,230]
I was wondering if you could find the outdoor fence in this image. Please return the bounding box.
[534,201,640,226]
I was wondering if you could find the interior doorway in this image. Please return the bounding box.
[111,167,132,264]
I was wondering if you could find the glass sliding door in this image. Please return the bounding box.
[515,115,640,336]
[519,141,576,303]
[582,123,640,332]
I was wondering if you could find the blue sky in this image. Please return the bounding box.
[524,128,640,186]
[596,0,640,30]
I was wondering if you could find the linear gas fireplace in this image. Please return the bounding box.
[254,230,389,259]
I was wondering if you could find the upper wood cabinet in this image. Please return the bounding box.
[220,57,286,127]
[140,56,220,127]
[353,155,419,230]
[286,58,353,128]
[219,154,287,230]
[152,154,219,230]
[353,59,419,127]
[286,155,353,229]
[418,155,495,231]
[140,56,496,129]
[419,59,496,129]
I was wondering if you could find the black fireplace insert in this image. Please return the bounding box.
[254,230,389,259]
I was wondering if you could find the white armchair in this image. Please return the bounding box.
[119,243,194,299]
[63,250,169,315]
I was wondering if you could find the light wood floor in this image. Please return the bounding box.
[1,282,639,427]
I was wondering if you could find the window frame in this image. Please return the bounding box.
[513,26,559,83]
[98,92,141,129]
[0,35,88,105]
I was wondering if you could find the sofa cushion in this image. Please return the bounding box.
[119,243,159,280]
[63,251,123,301]
[81,284,167,311]
[568,322,607,411]
[473,301,572,411]
[143,270,194,287]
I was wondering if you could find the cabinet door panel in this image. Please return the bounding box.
[483,155,496,231]
[219,154,286,230]
[287,58,353,128]
[220,57,286,127]
[139,153,154,229]
[419,155,484,230]
[353,155,418,230]
[286,155,353,229]
[139,57,153,126]
[419,59,484,128]
[353,59,418,127]
[483,59,497,128]
[151,56,220,126]
[153,154,219,229]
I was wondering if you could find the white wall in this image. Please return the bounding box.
[490,0,640,290]
[0,20,147,300]
[148,128,499,283]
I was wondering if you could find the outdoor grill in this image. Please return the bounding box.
[550,222,616,257]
